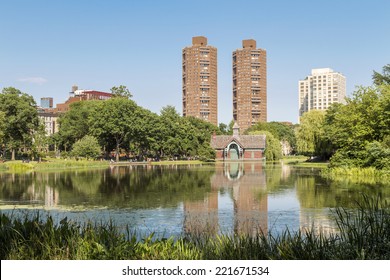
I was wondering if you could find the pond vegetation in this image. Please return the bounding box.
[1,195,389,260]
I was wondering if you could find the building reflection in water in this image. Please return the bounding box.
[184,162,267,236]
[24,182,59,208]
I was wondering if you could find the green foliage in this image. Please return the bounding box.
[248,130,282,161]
[71,135,102,159]
[110,85,133,99]
[295,110,326,157]
[372,64,390,86]
[4,161,35,171]
[57,98,217,162]
[218,120,234,135]
[0,111,5,148]
[31,123,49,161]
[322,166,390,185]
[0,87,39,160]
[246,121,296,157]
[2,195,390,259]
[57,100,100,150]
[246,121,296,151]
[325,85,390,169]
[89,98,141,161]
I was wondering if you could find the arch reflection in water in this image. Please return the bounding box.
[184,162,267,236]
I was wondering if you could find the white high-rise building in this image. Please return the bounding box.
[299,68,346,118]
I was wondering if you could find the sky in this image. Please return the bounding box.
[1,0,389,124]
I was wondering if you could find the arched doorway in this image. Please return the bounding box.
[229,143,239,160]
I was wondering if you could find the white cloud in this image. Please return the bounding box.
[17,77,48,85]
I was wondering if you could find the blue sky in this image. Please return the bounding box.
[1,0,389,124]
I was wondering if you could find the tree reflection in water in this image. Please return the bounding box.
[1,163,389,238]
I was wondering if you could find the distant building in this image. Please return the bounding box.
[38,110,59,136]
[36,85,112,135]
[56,85,112,113]
[299,68,346,118]
[182,36,218,125]
[40,97,53,108]
[210,123,266,161]
[233,39,267,132]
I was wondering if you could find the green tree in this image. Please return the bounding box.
[246,121,296,153]
[158,106,183,158]
[31,123,49,162]
[89,98,141,162]
[0,87,39,160]
[57,100,99,151]
[110,85,133,99]
[325,85,390,168]
[295,110,326,157]
[71,135,101,159]
[0,111,5,156]
[248,130,282,161]
[373,64,390,86]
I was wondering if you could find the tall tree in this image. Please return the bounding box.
[372,64,390,86]
[325,85,390,168]
[89,97,140,162]
[57,100,99,151]
[246,121,296,152]
[295,110,326,157]
[0,87,39,160]
[248,130,282,161]
[0,111,5,153]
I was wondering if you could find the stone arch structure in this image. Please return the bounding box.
[224,141,243,161]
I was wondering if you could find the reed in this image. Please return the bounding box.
[1,195,389,260]
[0,163,7,171]
[322,167,390,184]
[3,161,35,172]
[1,159,109,172]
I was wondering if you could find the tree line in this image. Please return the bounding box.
[0,86,219,162]
[56,96,218,161]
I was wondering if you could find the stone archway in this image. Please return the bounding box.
[228,143,239,160]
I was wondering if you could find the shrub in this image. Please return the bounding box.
[71,135,101,160]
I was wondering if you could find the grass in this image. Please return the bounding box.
[0,163,8,171]
[150,160,205,166]
[0,159,209,172]
[1,195,389,260]
[322,167,390,184]
[1,159,109,172]
[281,156,329,168]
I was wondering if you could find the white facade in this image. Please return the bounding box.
[299,68,346,118]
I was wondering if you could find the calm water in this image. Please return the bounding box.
[1,162,389,238]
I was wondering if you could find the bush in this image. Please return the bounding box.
[71,135,101,160]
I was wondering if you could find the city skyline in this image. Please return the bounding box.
[1,0,389,124]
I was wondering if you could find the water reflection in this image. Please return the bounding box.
[184,162,267,236]
[1,163,390,238]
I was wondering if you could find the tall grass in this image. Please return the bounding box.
[0,163,7,171]
[1,159,109,172]
[322,167,390,184]
[1,195,389,260]
[33,159,109,171]
[3,161,35,172]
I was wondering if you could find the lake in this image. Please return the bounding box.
[1,162,389,238]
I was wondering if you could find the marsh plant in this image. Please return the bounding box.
[1,195,389,260]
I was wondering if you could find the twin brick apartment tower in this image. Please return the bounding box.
[182,36,267,132]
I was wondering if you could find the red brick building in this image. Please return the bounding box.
[56,86,112,113]
[210,123,266,161]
